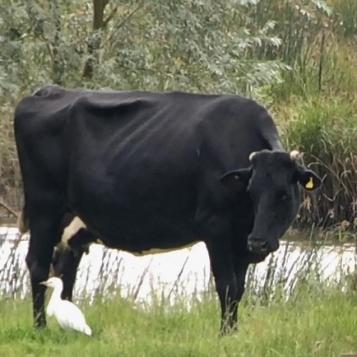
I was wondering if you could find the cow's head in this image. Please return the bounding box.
[220,150,321,255]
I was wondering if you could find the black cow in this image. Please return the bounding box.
[14,86,321,333]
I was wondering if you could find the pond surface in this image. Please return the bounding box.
[0,227,356,304]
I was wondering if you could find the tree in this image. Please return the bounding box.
[82,0,111,79]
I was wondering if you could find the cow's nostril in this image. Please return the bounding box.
[249,240,265,247]
[247,239,269,253]
[260,241,268,249]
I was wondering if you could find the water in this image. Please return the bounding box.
[0,227,356,304]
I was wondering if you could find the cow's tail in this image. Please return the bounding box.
[17,207,29,234]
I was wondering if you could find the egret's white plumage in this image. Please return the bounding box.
[41,277,92,336]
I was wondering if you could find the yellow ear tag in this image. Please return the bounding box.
[305,176,314,189]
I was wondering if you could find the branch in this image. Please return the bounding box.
[116,0,145,31]
[103,6,118,27]
[107,1,145,47]
[0,200,18,217]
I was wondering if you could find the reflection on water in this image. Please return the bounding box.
[0,227,356,304]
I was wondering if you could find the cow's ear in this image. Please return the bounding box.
[295,167,321,191]
[220,168,252,190]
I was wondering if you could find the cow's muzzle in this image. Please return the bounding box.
[247,237,279,255]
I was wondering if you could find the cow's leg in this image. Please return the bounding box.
[26,209,63,328]
[52,227,95,300]
[206,239,239,334]
[52,247,84,300]
[216,263,249,335]
[233,260,249,326]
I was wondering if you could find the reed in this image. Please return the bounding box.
[280,97,357,230]
[331,0,357,38]
[1,229,355,303]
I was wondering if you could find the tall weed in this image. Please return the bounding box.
[331,0,357,38]
[251,0,333,98]
[281,97,357,229]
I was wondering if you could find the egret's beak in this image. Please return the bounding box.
[40,281,48,286]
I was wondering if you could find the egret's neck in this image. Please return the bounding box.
[48,284,63,304]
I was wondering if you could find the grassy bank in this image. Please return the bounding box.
[0,288,356,357]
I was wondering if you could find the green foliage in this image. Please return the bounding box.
[0,105,21,209]
[0,0,288,98]
[331,0,357,38]
[0,1,90,95]
[251,0,333,99]
[104,1,288,95]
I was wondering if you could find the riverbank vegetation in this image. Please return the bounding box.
[1,226,356,354]
[0,284,356,356]
[0,0,356,236]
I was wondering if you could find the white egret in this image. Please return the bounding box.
[41,277,92,336]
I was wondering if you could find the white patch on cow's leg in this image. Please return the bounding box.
[60,217,87,249]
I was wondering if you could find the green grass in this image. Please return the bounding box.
[0,288,356,357]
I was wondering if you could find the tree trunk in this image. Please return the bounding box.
[51,0,64,85]
[82,0,109,80]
